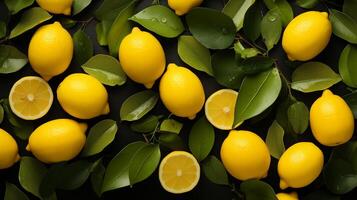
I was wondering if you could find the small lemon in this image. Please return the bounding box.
[27,119,87,163]
[276,192,299,200]
[310,90,354,146]
[159,63,205,119]
[168,0,203,16]
[220,130,271,181]
[278,142,324,189]
[0,129,20,169]
[282,11,332,61]
[28,22,73,81]
[119,27,166,89]
[36,0,73,15]
[57,73,110,119]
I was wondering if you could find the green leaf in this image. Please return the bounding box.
[101,141,146,193]
[159,119,183,134]
[329,9,357,44]
[275,95,296,134]
[91,160,105,197]
[261,9,282,51]
[265,120,285,159]
[81,119,118,157]
[19,157,47,198]
[9,7,52,39]
[130,5,184,38]
[82,54,127,86]
[96,20,111,46]
[339,44,357,88]
[0,104,4,124]
[131,115,160,133]
[234,42,260,59]
[344,91,357,119]
[186,7,236,49]
[223,0,255,31]
[291,62,341,93]
[240,180,277,200]
[243,2,263,41]
[304,190,341,200]
[0,45,28,74]
[296,0,319,9]
[234,67,281,125]
[178,35,213,76]
[240,56,274,75]
[0,21,6,38]
[4,0,34,14]
[188,116,215,162]
[120,90,159,121]
[72,0,91,15]
[263,0,293,26]
[5,182,29,200]
[59,18,77,29]
[343,0,357,22]
[159,132,186,150]
[95,0,135,20]
[202,155,229,185]
[287,101,309,134]
[129,144,161,185]
[73,29,93,65]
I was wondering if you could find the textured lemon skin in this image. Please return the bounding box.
[28,22,73,81]
[27,119,87,164]
[57,73,110,119]
[282,11,332,61]
[0,129,20,169]
[36,0,73,15]
[278,142,324,189]
[310,90,354,146]
[168,0,203,16]
[159,64,205,119]
[220,130,271,181]
[119,27,166,89]
[276,192,299,200]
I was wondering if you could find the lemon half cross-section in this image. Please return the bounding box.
[9,76,53,120]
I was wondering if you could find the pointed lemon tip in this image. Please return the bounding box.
[167,63,177,71]
[262,172,268,178]
[132,27,141,33]
[188,115,196,120]
[280,179,289,190]
[79,123,88,133]
[63,7,71,15]
[144,82,155,89]
[321,12,328,18]
[41,75,52,81]
[322,89,333,97]
[287,55,295,61]
[175,10,184,16]
[26,144,31,152]
[290,192,298,198]
[15,154,21,162]
[103,103,110,114]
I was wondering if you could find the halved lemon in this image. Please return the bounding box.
[159,151,200,194]
[9,76,53,120]
[205,89,238,130]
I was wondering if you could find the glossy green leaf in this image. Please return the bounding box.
[159,119,183,134]
[223,0,255,31]
[0,104,4,124]
[19,157,47,198]
[263,0,293,26]
[73,29,93,65]
[329,9,357,44]
[0,21,6,38]
[234,42,260,59]
[343,91,357,119]
[287,101,309,134]
[59,18,77,29]
[91,160,105,197]
[82,54,127,86]
[5,0,34,14]
[5,182,29,200]
[296,0,319,9]
[291,62,341,93]
[240,56,274,75]
[202,155,229,186]
[9,7,52,39]
[186,7,236,49]
[96,20,111,46]
[0,45,28,74]
[261,9,282,51]
[343,0,357,22]
[304,190,341,200]
[339,44,357,88]
[275,95,296,134]
[265,120,285,159]
[81,119,118,157]
[178,35,213,76]
[243,3,263,41]
[240,180,277,200]
[159,132,186,150]
[131,115,160,133]
[95,0,134,20]
[72,0,91,15]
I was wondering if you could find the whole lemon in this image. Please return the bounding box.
[0,129,20,169]
[282,11,332,61]
[26,119,87,163]
[276,192,299,200]
[36,0,73,15]
[220,130,271,181]
[119,27,166,89]
[310,90,354,146]
[168,0,203,16]
[159,63,205,119]
[57,73,110,119]
[278,142,324,189]
[28,22,73,81]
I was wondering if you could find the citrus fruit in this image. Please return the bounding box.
[26,119,87,163]
[159,63,205,119]
[276,192,299,200]
[282,11,332,61]
[159,151,200,194]
[36,0,73,15]
[119,27,166,89]
[57,73,110,119]
[168,0,203,16]
[0,129,20,169]
[9,76,53,120]
[28,22,73,81]
[220,130,271,181]
[278,142,324,189]
[310,90,354,146]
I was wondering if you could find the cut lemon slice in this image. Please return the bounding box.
[205,89,239,130]
[9,76,53,120]
[159,151,200,194]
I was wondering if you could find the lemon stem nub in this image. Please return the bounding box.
[26,144,31,152]
[144,82,155,89]
[103,103,110,115]
[15,154,21,162]
[322,89,333,97]
[79,123,88,134]
[42,75,53,82]
[280,179,289,189]
[188,115,196,120]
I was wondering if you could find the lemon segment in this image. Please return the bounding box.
[0,129,20,169]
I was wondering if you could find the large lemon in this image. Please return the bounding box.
[282,11,332,61]
[276,192,299,200]
[168,0,203,16]
[28,22,73,81]
[310,90,354,146]
[36,0,73,15]
[27,119,87,163]
[159,63,205,119]
[278,142,324,189]
[119,27,166,89]
[220,130,271,181]
[0,129,20,169]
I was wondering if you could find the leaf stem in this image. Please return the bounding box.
[79,17,95,30]
[236,34,267,56]
[142,134,149,143]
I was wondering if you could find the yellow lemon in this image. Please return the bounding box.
[159,63,205,119]
[220,130,271,181]
[310,90,354,146]
[278,142,324,189]
[57,73,110,119]
[159,151,200,194]
[276,192,299,200]
[282,11,332,61]
[168,0,203,16]
[119,27,166,89]
[28,22,73,81]
[27,119,87,163]
[36,0,73,15]
[0,129,20,169]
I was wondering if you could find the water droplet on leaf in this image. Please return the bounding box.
[161,18,167,23]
